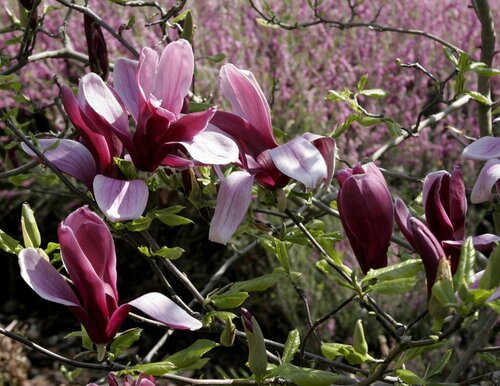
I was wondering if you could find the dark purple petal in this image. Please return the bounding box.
[442,233,500,251]
[209,171,255,244]
[394,197,417,250]
[449,165,467,240]
[423,171,455,241]
[128,292,202,330]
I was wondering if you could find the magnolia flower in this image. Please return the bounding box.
[18,207,202,348]
[336,163,393,274]
[112,39,239,172]
[89,374,155,386]
[209,63,335,244]
[462,136,500,203]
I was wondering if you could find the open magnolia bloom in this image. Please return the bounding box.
[209,63,335,244]
[88,374,155,386]
[18,207,202,348]
[461,136,500,203]
[112,39,239,172]
[336,163,393,274]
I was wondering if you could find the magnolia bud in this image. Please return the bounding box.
[84,14,109,80]
[241,308,267,377]
[21,203,41,248]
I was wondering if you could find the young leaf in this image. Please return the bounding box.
[396,369,425,385]
[453,236,474,289]
[210,291,249,309]
[426,349,452,379]
[282,329,300,363]
[473,67,500,77]
[152,246,184,260]
[110,328,142,358]
[466,91,492,105]
[267,363,346,386]
[165,339,218,370]
[443,47,458,66]
[363,259,422,282]
[367,277,419,295]
[0,229,22,254]
[275,238,290,273]
[357,74,368,92]
[353,320,368,356]
[479,245,500,290]
[359,88,387,98]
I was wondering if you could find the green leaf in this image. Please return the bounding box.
[0,228,22,254]
[230,269,286,293]
[321,343,366,365]
[0,74,22,91]
[454,73,465,94]
[282,329,300,363]
[180,10,194,43]
[426,349,452,379]
[113,157,138,179]
[268,363,345,386]
[203,53,226,62]
[165,339,218,369]
[396,369,425,385]
[21,203,41,248]
[387,121,402,138]
[356,116,384,126]
[368,277,419,295]
[479,245,500,290]
[443,47,458,66]
[150,207,193,226]
[210,291,249,309]
[466,91,492,105]
[353,320,368,356]
[125,216,152,232]
[473,67,500,77]
[202,311,237,325]
[492,105,500,115]
[274,238,290,273]
[326,90,348,102]
[110,328,142,358]
[432,277,456,307]
[332,113,358,138]
[453,237,474,289]
[357,74,368,92]
[153,246,184,260]
[487,299,500,313]
[127,361,176,376]
[363,259,423,282]
[359,88,387,98]
[188,102,214,113]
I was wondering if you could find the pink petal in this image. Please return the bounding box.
[128,292,202,330]
[114,58,140,122]
[154,39,194,118]
[168,107,217,142]
[209,171,255,244]
[220,64,277,149]
[471,159,500,203]
[462,136,500,160]
[269,136,327,188]
[137,47,159,109]
[180,129,239,165]
[93,175,149,222]
[79,73,130,137]
[442,234,500,251]
[21,139,96,189]
[64,206,118,300]
[18,248,81,307]
[301,133,336,185]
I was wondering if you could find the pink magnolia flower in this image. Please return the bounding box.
[461,136,500,203]
[18,207,202,346]
[208,63,335,244]
[336,163,393,274]
[111,39,239,172]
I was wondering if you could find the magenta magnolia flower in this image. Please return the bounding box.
[461,136,500,203]
[111,39,239,172]
[336,162,393,274]
[89,374,155,386]
[209,63,335,244]
[18,207,202,345]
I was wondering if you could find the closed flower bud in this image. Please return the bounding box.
[84,14,109,80]
[336,162,393,274]
[241,308,267,377]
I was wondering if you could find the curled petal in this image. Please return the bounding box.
[462,136,500,160]
[220,64,277,149]
[301,133,336,185]
[21,139,97,189]
[394,197,417,250]
[154,39,194,117]
[442,233,500,251]
[93,175,149,222]
[471,159,500,203]
[128,292,202,330]
[209,171,255,244]
[114,58,140,122]
[269,136,327,188]
[423,171,454,241]
[18,248,81,307]
[180,129,239,165]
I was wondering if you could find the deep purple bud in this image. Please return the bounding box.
[409,217,446,297]
[336,162,394,274]
[84,14,109,80]
[241,307,253,332]
[423,165,467,273]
